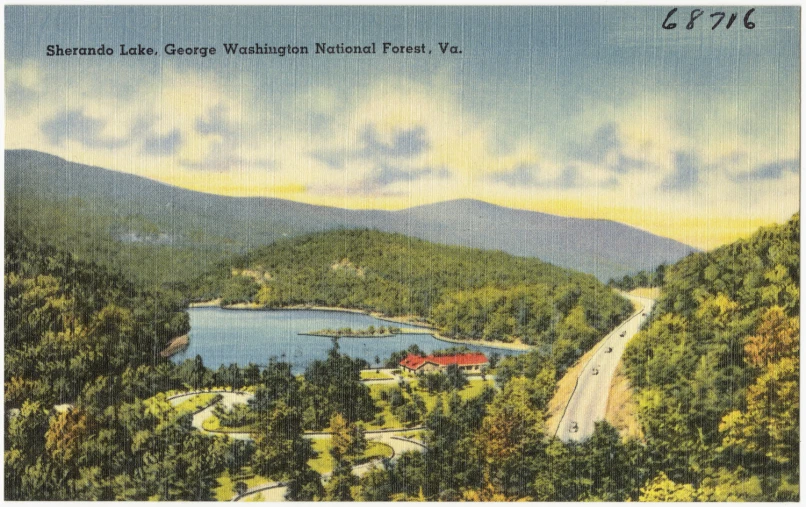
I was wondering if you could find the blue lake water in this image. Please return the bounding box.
[175,308,525,374]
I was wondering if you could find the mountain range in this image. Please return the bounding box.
[5,149,696,282]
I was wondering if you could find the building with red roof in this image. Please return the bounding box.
[399,352,488,374]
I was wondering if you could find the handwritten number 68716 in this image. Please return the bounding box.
[662,8,756,30]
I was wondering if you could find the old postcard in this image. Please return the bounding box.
[4,5,799,501]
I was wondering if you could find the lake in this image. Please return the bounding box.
[174,307,526,374]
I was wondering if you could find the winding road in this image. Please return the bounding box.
[168,383,428,502]
[557,294,654,442]
[168,390,256,441]
[233,434,427,502]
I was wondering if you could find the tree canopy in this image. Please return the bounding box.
[623,213,799,500]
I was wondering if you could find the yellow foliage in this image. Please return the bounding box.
[254,285,276,306]
[5,377,37,407]
[697,468,763,501]
[45,408,89,464]
[744,306,799,367]
[694,292,738,329]
[638,472,697,502]
[721,309,799,465]
[329,412,351,460]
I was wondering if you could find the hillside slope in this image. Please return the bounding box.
[6,149,696,283]
[623,213,799,500]
[194,229,633,372]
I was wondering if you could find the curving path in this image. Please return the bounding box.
[234,482,286,502]
[168,390,255,440]
[556,294,654,442]
[168,389,429,501]
[233,433,427,502]
[370,433,427,455]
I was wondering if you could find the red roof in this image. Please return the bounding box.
[399,352,488,370]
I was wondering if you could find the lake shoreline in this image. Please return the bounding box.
[299,332,400,339]
[187,301,531,352]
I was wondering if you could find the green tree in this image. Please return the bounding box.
[389,451,427,499]
[247,358,322,499]
[220,275,259,305]
[638,472,697,502]
[358,463,392,501]
[5,401,50,499]
[574,421,647,501]
[531,438,573,500]
[324,413,364,501]
[285,466,324,501]
[623,214,800,499]
[252,401,317,482]
[444,363,468,390]
[476,376,544,497]
[720,307,799,469]
[302,340,377,428]
[421,394,485,498]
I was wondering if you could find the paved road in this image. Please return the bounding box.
[234,434,427,502]
[169,385,429,501]
[370,433,426,455]
[233,430,426,502]
[557,294,654,442]
[169,390,427,501]
[168,391,254,440]
[234,482,286,502]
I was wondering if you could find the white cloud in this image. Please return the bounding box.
[5,59,799,248]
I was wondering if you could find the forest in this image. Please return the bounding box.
[4,226,226,500]
[5,190,237,291]
[623,213,799,500]
[4,210,799,501]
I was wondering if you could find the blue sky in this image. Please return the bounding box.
[5,6,800,248]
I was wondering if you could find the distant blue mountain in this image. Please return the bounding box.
[5,149,696,281]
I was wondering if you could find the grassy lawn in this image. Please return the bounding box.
[364,377,496,430]
[214,469,271,501]
[458,377,497,399]
[215,439,393,500]
[366,384,405,429]
[410,377,496,412]
[198,376,496,435]
[360,370,394,380]
[308,438,393,475]
[201,414,255,434]
[172,393,219,416]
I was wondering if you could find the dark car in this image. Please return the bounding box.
[570,421,579,433]
[605,346,613,353]
[619,331,626,337]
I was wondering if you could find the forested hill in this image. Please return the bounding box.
[623,213,799,501]
[193,229,632,371]
[5,227,190,408]
[6,149,696,283]
[4,227,238,501]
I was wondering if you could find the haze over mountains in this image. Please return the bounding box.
[5,149,696,281]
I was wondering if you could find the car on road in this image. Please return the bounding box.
[605,346,613,353]
[569,421,579,433]
[619,331,626,337]
[592,367,599,375]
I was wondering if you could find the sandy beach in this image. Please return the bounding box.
[160,334,189,357]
